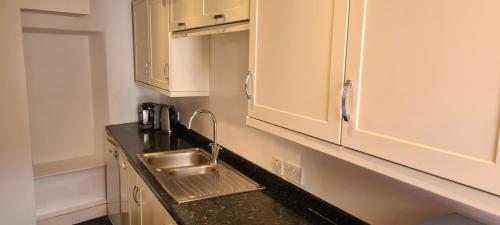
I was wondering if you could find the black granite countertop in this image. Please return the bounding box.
[106,123,367,225]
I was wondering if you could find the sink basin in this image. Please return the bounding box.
[165,165,216,177]
[139,148,211,171]
[137,148,264,203]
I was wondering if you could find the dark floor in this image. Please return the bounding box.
[74,216,112,225]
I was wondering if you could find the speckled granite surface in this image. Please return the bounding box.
[106,123,367,225]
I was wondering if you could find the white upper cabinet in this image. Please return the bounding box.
[202,0,249,25]
[342,0,500,195]
[149,0,170,90]
[171,0,249,31]
[247,0,349,144]
[171,0,202,30]
[133,0,150,84]
[133,0,209,97]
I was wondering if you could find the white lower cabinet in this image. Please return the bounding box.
[246,0,500,197]
[125,156,177,225]
[119,154,130,225]
[127,160,141,225]
[152,190,177,225]
[105,139,121,225]
[139,178,176,225]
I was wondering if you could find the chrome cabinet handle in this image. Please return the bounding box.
[213,14,225,23]
[213,14,225,20]
[132,186,137,204]
[144,61,149,75]
[177,22,186,29]
[163,63,169,80]
[121,162,126,169]
[132,186,141,205]
[342,80,352,122]
[244,71,253,100]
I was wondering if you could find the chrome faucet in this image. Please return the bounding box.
[187,110,222,164]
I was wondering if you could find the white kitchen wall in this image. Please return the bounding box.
[162,31,454,225]
[19,0,161,222]
[0,1,37,225]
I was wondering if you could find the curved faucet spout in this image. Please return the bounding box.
[187,110,221,164]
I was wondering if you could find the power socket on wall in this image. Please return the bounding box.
[271,157,283,175]
[283,161,302,185]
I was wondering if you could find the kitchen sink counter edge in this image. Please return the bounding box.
[106,122,367,225]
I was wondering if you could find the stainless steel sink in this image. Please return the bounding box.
[137,148,263,203]
[140,149,211,171]
[165,164,216,177]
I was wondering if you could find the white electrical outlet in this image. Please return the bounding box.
[271,157,283,175]
[284,161,302,185]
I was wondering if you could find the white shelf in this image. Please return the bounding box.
[33,154,104,179]
[34,165,106,223]
[36,198,106,221]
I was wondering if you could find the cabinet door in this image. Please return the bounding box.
[149,0,170,90]
[105,142,120,225]
[133,0,150,84]
[119,154,130,225]
[139,179,155,225]
[128,165,142,225]
[202,0,249,25]
[247,0,349,144]
[153,199,176,225]
[342,0,500,195]
[171,0,202,31]
[140,179,177,225]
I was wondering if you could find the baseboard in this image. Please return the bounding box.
[37,200,107,225]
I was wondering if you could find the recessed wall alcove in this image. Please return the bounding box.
[22,28,108,178]
[22,27,109,221]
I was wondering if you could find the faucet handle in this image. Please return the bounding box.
[209,142,222,148]
[209,143,222,152]
[208,143,222,164]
